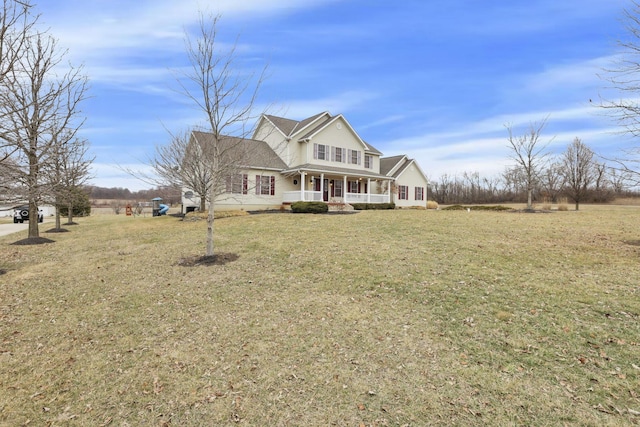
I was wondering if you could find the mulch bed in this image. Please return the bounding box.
[178,253,239,266]
[45,228,70,233]
[11,237,56,245]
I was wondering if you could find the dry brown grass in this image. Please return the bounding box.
[558,197,570,211]
[426,200,439,210]
[1,207,640,425]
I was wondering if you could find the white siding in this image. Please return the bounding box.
[393,162,428,208]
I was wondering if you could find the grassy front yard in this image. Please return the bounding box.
[1,207,639,425]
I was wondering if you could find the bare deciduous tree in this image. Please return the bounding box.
[505,118,552,209]
[45,135,94,228]
[599,1,640,182]
[0,0,35,82]
[0,29,89,239]
[560,138,595,211]
[152,129,211,212]
[155,13,267,258]
[540,161,563,203]
[0,0,36,164]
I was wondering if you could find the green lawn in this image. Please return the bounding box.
[1,207,639,426]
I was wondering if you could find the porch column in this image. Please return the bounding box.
[300,171,306,201]
[343,175,347,203]
[367,178,371,203]
[387,179,392,203]
[320,173,324,202]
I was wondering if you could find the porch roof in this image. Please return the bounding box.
[281,163,390,180]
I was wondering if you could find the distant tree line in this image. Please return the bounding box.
[87,184,182,205]
[428,138,636,207]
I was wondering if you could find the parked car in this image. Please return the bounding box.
[13,205,43,223]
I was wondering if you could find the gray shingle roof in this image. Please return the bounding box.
[281,163,389,179]
[265,112,328,137]
[264,115,299,137]
[192,131,288,170]
[379,155,406,176]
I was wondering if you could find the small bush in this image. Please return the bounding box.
[351,203,395,210]
[558,197,569,211]
[541,197,552,211]
[426,200,439,210]
[291,201,328,213]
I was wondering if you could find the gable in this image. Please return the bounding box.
[298,115,377,152]
[301,116,366,151]
[381,155,428,184]
[258,112,331,139]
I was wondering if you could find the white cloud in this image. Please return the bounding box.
[277,91,379,119]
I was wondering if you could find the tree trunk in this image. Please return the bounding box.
[28,200,39,238]
[205,185,214,256]
[55,206,61,229]
[575,201,579,211]
[67,203,73,224]
[527,188,533,210]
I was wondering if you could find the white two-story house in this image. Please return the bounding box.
[181,112,428,212]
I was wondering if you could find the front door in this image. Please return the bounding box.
[314,178,330,201]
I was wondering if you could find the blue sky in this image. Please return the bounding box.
[35,0,633,190]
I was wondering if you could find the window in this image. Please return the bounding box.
[415,186,424,201]
[332,146,344,162]
[348,149,361,165]
[225,174,248,194]
[256,175,275,196]
[398,185,408,200]
[364,155,373,169]
[348,181,359,193]
[314,143,329,160]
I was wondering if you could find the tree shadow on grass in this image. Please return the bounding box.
[178,253,239,267]
[11,237,55,245]
[623,239,640,247]
[45,228,70,233]
[0,269,6,275]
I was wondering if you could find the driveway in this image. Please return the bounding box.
[0,222,30,237]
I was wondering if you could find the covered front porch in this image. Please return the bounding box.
[282,169,392,204]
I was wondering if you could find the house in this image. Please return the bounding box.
[181,112,428,212]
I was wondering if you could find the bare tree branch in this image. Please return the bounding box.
[153,12,268,257]
[559,137,596,210]
[0,26,89,238]
[505,117,553,209]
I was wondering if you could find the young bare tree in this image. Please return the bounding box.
[560,138,596,211]
[162,13,267,258]
[45,135,94,229]
[0,30,89,239]
[505,118,552,209]
[152,129,211,212]
[540,161,563,203]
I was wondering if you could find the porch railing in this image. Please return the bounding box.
[283,191,390,204]
[283,190,322,203]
